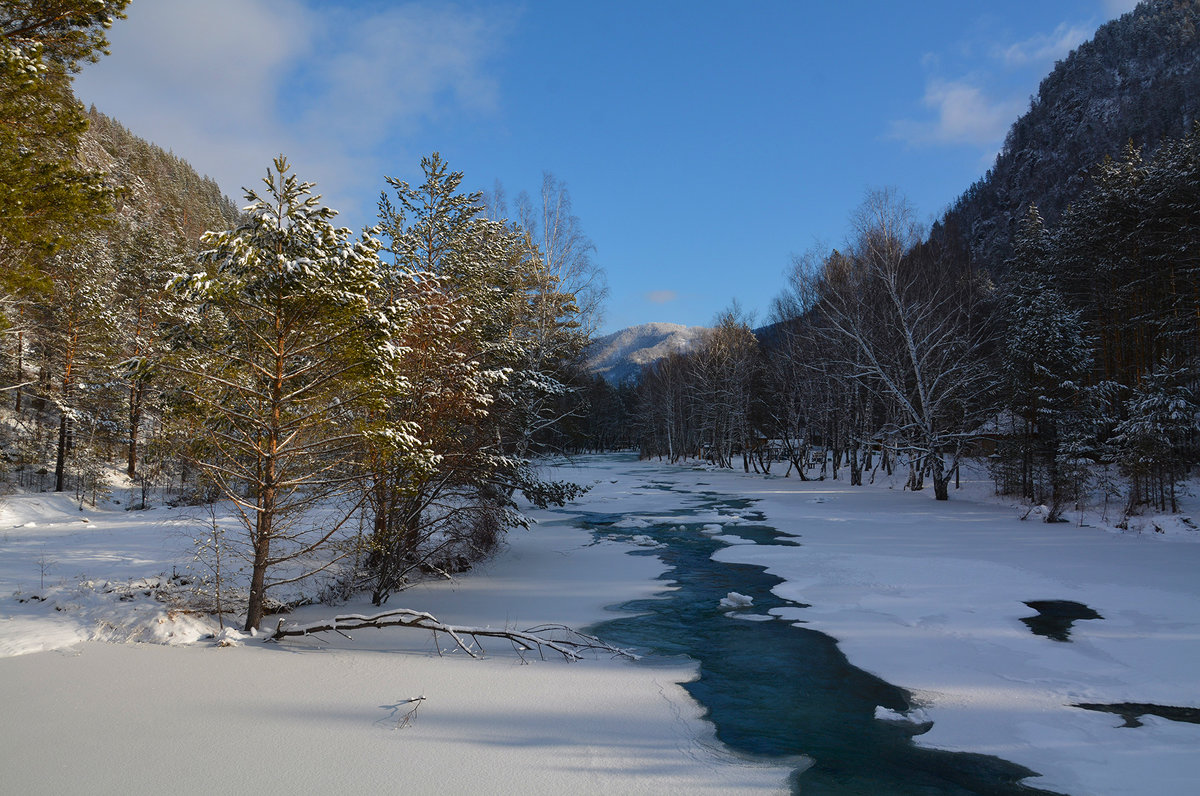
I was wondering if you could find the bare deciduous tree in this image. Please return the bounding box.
[816,189,994,500]
[516,172,608,337]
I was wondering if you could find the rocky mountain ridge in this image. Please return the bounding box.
[586,322,709,384]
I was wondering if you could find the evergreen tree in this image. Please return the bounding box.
[996,205,1095,519]
[1110,365,1196,515]
[364,153,582,605]
[0,1,126,276]
[165,156,398,630]
[32,230,118,493]
[112,216,190,482]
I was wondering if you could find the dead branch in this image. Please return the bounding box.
[269,609,639,662]
[382,696,425,730]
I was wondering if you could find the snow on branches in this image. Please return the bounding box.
[270,608,638,663]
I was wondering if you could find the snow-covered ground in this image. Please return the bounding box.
[0,480,791,794]
[2,455,1199,794]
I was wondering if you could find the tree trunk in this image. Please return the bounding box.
[931,454,949,501]
[54,412,69,492]
[127,382,143,480]
[933,474,949,501]
[245,479,275,630]
[14,329,22,413]
[54,342,76,493]
[245,530,270,631]
[849,442,863,486]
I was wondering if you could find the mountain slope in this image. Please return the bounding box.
[941,0,1200,269]
[79,107,240,243]
[587,322,708,384]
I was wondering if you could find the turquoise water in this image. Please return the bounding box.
[576,484,1059,794]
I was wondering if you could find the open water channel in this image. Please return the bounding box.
[561,458,1060,795]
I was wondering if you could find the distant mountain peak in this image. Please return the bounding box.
[586,322,708,384]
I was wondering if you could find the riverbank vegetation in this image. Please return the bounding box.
[0,5,597,629]
[581,122,1200,521]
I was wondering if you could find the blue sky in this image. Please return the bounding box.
[75,0,1140,334]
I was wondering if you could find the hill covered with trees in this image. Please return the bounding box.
[942,0,1200,269]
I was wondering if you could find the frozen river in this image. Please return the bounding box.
[557,456,1054,793]
[545,454,1200,795]
[2,453,1198,794]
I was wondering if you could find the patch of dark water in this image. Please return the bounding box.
[713,523,800,546]
[1021,600,1103,642]
[576,491,1060,795]
[1073,702,1200,728]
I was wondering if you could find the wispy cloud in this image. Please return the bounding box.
[1101,0,1141,18]
[294,4,504,147]
[888,10,1128,156]
[73,0,509,226]
[997,22,1091,67]
[645,290,678,304]
[888,79,1022,148]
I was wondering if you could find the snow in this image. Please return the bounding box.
[0,491,211,657]
[0,484,791,793]
[679,460,1200,796]
[4,455,1200,793]
[719,591,755,610]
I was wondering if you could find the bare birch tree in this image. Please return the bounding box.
[816,189,993,500]
[516,172,608,337]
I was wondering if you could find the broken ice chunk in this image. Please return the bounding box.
[719,592,754,610]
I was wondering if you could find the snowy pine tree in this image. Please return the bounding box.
[362,154,583,605]
[995,205,1096,519]
[1110,365,1196,515]
[165,156,400,630]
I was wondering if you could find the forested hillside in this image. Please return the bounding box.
[943,0,1200,268]
[2,103,243,494]
[81,108,240,242]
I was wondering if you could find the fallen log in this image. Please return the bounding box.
[269,608,639,662]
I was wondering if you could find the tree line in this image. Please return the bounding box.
[590,125,1200,522]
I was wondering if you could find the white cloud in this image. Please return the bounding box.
[889,12,1126,153]
[889,79,1023,148]
[1101,0,1141,18]
[646,290,678,304]
[73,0,509,226]
[998,22,1091,66]
[301,4,502,145]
